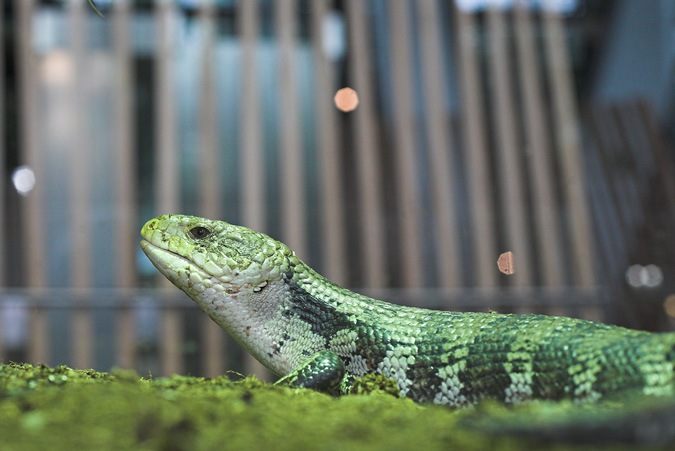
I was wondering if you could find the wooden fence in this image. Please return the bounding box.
[1,0,670,376]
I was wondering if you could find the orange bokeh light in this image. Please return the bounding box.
[497,252,515,275]
[334,87,359,112]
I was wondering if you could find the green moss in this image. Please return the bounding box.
[1,362,673,450]
[349,373,401,397]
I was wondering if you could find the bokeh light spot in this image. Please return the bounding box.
[663,294,675,318]
[12,166,36,196]
[497,251,515,275]
[664,294,675,318]
[626,264,664,288]
[334,87,359,112]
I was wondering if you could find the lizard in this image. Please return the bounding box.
[140,214,675,406]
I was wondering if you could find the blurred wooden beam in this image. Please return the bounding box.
[455,8,498,287]
[155,0,180,217]
[276,0,308,260]
[155,0,182,375]
[417,0,462,288]
[111,0,137,369]
[67,0,94,370]
[543,7,596,287]
[0,0,4,289]
[311,0,348,286]
[345,0,387,288]
[239,0,266,233]
[388,1,424,288]
[199,0,221,221]
[17,0,49,365]
[486,6,532,287]
[514,2,565,287]
[637,100,675,244]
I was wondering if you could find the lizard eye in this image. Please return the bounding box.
[189,226,211,239]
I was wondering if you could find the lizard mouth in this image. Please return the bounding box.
[140,240,198,282]
[140,240,235,296]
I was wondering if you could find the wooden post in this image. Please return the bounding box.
[67,0,94,370]
[111,0,137,370]
[514,2,565,287]
[345,0,387,288]
[0,0,4,288]
[17,0,49,365]
[455,8,498,287]
[388,1,424,288]
[239,0,266,233]
[276,0,308,260]
[310,0,348,286]
[416,0,462,288]
[543,6,596,287]
[486,6,533,288]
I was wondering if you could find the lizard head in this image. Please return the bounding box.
[141,214,295,295]
[140,215,297,343]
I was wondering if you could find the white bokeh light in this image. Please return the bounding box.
[12,165,36,196]
[626,264,664,288]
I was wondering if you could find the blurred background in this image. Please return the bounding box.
[0,0,674,379]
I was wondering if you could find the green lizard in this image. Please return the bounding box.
[140,214,675,406]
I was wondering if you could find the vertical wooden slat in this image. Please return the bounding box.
[0,65,3,328]
[68,0,94,370]
[514,2,564,287]
[602,107,641,232]
[625,102,656,175]
[636,100,675,233]
[156,0,182,376]
[161,305,181,376]
[239,0,266,232]
[276,0,308,259]
[17,0,49,364]
[416,0,462,288]
[543,6,596,287]
[69,0,92,293]
[0,304,4,362]
[0,1,3,357]
[455,8,497,287]
[201,314,225,377]
[198,0,225,378]
[71,307,93,369]
[155,1,180,217]
[614,106,649,187]
[588,106,636,283]
[199,0,221,221]
[16,2,42,286]
[0,0,4,288]
[388,1,424,288]
[588,107,631,238]
[615,111,647,236]
[585,139,625,281]
[345,0,387,288]
[486,7,532,287]
[310,0,348,286]
[112,0,137,370]
[237,0,270,378]
[116,305,136,370]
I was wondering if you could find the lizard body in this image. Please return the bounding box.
[140,214,675,406]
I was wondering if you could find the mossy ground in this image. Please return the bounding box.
[1,363,673,450]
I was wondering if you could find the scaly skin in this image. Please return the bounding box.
[140,214,675,406]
